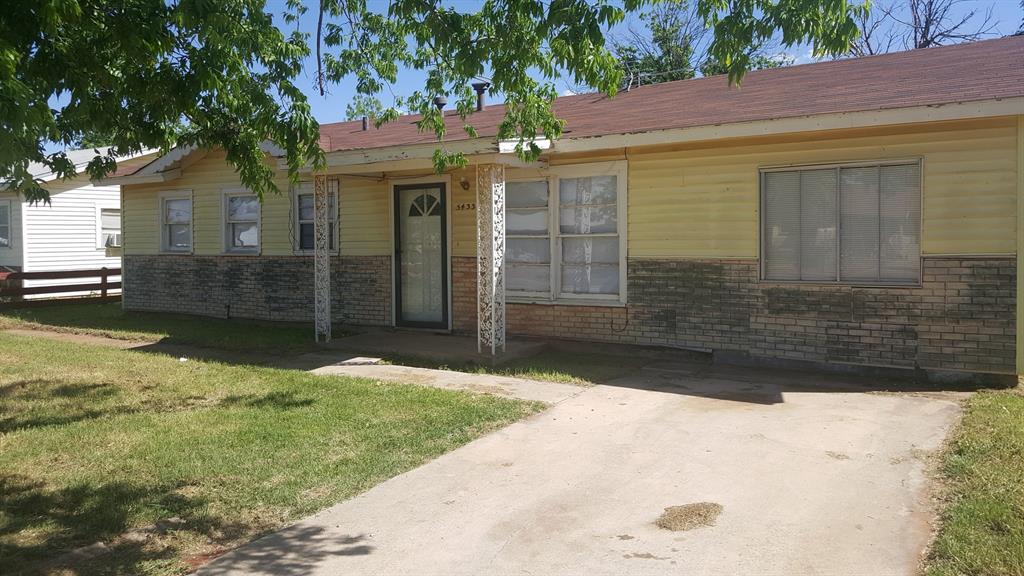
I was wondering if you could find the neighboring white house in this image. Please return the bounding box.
[0,148,156,297]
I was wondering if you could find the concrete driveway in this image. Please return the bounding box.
[197,362,962,576]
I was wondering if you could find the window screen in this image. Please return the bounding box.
[505,180,551,294]
[225,194,259,251]
[558,175,619,295]
[0,202,10,248]
[763,162,920,283]
[163,197,192,251]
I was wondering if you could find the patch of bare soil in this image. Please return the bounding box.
[655,502,723,532]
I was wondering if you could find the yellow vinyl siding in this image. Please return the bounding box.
[451,167,476,257]
[123,151,292,256]
[122,184,160,255]
[123,118,1018,261]
[339,176,389,256]
[627,117,1019,258]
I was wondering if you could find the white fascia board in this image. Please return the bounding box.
[33,148,160,184]
[554,97,1024,153]
[294,138,499,173]
[102,168,182,185]
[497,138,552,154]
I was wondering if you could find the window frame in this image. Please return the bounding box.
[758,158,923,287]
[292,180,340,255]
[221,188,261,255]
[159,190,193,254]
[96,206,122,249]
[0,198,12,249]
[504,161,628,305]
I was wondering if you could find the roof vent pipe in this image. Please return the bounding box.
[361,115,368,131]
[471,82,490,111]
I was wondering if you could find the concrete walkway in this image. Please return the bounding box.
[197,364,962,576]
[295,352,582,404]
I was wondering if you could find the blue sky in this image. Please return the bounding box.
[279,0,1022,126]
[45,0,1022,153]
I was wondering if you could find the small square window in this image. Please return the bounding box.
[99,208,121,248]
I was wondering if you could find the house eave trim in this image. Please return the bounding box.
[554,97,1024,153]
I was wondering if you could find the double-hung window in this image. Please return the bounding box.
[505,162,627,302]
[0,200,11,248]
[224,190,260,253]
[98,208,122,248]
[161,192,192,252]
[761,161,921,284]
[295,180,338,252]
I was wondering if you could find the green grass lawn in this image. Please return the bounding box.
[0,332,542,575]
[386,349,651,386]
[0,302,327,353]
[926,389,1024,576]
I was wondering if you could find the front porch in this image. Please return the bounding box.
[310,160,515,356]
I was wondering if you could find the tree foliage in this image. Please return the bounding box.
[611,0,793,88]
[344,94,387,121]
[3,0,864,203]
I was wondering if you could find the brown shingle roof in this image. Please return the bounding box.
[320,34,1024,153]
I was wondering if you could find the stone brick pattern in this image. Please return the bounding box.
[452,256,1016,374]
[123,255,390,325]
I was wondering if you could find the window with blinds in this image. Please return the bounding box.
[761,162,921,284]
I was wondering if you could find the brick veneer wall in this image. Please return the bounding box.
[123,255,390,325]
[452,256,1017,374]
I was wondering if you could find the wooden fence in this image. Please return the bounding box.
[0,267,121,306]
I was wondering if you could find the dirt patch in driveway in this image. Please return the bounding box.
[655,502,723,532]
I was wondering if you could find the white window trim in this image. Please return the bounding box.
[505,160,628,305]
[221,188,261,255]
[95,205,122,249]
[159,189,194,254]
[758,158,923,286]
[292,181,339,255]
[0,198,12,250]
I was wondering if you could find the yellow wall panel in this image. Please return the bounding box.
[626,118,1019,258]
[450,167,477,258]
[339,176,389,256]
[123,118,1018,260]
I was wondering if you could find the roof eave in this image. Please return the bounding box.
[555,96,1024,153]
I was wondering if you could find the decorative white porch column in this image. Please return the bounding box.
[313,173,331,342]
[476,163,506,355]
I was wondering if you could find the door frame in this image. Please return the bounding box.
[390,178,452,330]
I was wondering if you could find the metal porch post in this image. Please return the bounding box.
[476,163,506,355]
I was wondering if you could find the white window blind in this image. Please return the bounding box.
[763,162,920,284]
[506,180,551,294]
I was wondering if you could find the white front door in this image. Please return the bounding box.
[394,184,448,328]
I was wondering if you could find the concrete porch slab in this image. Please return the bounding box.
[307,361,582,404]
[326,328,547,365]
